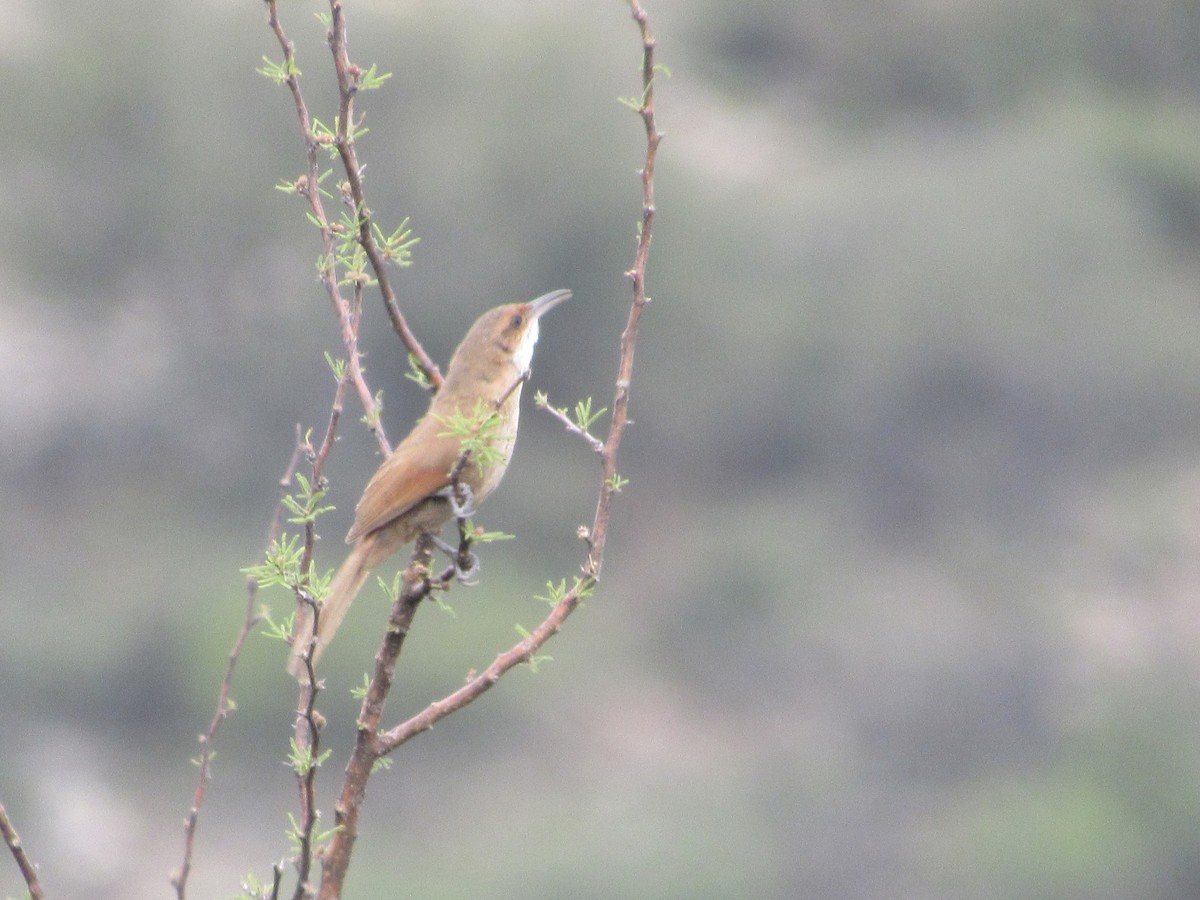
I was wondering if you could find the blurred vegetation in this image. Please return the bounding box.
[4,0,1200,897]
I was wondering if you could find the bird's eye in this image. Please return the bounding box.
[510,314,523,328]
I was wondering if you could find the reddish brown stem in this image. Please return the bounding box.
[265,0,392,456]
[341,0,664,782]
[327,1,444,390]
[318,537,435,898]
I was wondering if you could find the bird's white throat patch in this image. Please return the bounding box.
[513,316,539,372]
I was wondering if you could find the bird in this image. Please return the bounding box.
[288,289,571,681]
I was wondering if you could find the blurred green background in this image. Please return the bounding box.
[4,0,1200,897]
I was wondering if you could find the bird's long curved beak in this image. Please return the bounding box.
[528,289,572,319]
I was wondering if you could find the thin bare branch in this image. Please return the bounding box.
[172,438,303,899]
[0,802,44,900]
[590,0,662,576]
[265,0,392,456]
[287,324,359,897]
[326,1,444,390]
[318,537,437,898]
[289,635,323,900]
[378,576,584,753]
[360,0,664,795]
[536,395,606,453]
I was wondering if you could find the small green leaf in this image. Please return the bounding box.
[259,609,294,643]
[324,351,347,380]
[350,673,371,700]
[606,472,630,492]
[473,528,515,543]
[434,400,507,473]
[287,737,331,776]
[359,63,393,91]
[362,390,384,428]
[573,397,608,431]
[405,352,433,389]
[257,55,300,85]
[373,217,420,267]
[431,594,458,617]
[534,579,567,607]
[310,117,334,142]
[242,533,305,590]
[376,572,402,602]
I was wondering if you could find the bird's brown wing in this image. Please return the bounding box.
[345,424,460,542]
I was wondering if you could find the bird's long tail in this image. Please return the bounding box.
[287,536,376,682]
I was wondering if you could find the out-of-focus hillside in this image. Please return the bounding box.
[3,1,1200,897]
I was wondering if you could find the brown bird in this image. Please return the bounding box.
[288,289,571,681]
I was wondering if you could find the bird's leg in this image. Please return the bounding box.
[429,532,480,585]
[429,450,485,583]
[444,480,477,520]
[431,480,481,585]
[440,448,478,519]
[453,546,481,585]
